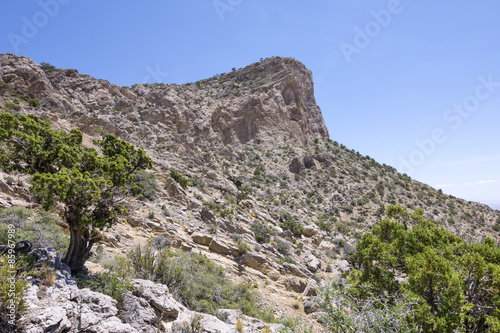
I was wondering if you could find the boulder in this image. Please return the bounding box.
[27,307,71,333]
[284,276,307,293]
[304,254,321,272]
[200,206,216,224]
[282,262,310,279]
[302,224,319,237]
[288,157,305,174]
[303,279,318,296]
[330,259,351,274]
[209,238,240,257]
[192,232,213,246]
[165,178,188,204]
[131,279,180,319]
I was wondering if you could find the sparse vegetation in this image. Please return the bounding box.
[170,169,189,189]
[128,170,158,200]
[279,212,303,237]
[127,243,276,322]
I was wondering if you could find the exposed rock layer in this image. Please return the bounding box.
[0,54,329,152]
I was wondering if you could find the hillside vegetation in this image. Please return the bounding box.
[0,54,499,332]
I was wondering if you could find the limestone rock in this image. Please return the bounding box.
[200,206,216,224]
[304,254,321,272]
[192,232,213,246]
[27,306,71,333]
[302,224,319,237]
[282,262,311,279]
[0,54,329,153]
[209,238,240,257]
[330,259,351,274]
[288,157,305,174]
[131,279,180,318]
[303,279,318,297]
[284,276,307,293]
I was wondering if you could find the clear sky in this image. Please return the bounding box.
[1,0,499,209]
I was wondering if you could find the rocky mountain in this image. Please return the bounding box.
[0,53,499,332]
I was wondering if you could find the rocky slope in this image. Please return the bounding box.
[0,54,328,152]
[0,54,499,332]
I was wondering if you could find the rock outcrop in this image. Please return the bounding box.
[19,248,283,333]
[0,54,329,153]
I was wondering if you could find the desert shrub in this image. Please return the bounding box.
[127,244,275,322]
[341,205,354,214]
[172,313,205,333]
[27,98,40,107]
[283,256,296,264]
[151,236,171,250]
[170,169,189,189]
[128,170,157,200]
[0,208,69,254]
[251,221,272,243]
[277,316,312,333]
[235,239,250,255]
[315,279,419,333]
[76,271,132,302]
[315,220,332,233]
[274,239,290,255]
[279,213,303,237]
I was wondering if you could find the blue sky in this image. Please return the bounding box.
[1,0,499,208]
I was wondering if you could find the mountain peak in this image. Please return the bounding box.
[0,54,329,151]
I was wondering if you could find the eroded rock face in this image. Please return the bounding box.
[20,248,284,333]
[0,54,329,153]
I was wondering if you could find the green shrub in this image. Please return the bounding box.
[27,98,40,107]
[170,169,189,189]
[76,271,132,302]
[279,213,303,237]
[251,221,272,243]
[39,62,59,72]
[128,170,157,200]
[315,280,419,333]
[348,206,500,332]
[127,245,275,321]
[235,239,250,255]
[277,316,312,333]
[0,207,69,255]
[315,220,332,233]
[283,256,296,264]
[274,239,290,255]
[3,101,20,111]
[0,257,29,323]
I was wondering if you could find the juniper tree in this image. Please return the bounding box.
[0,112,151,273]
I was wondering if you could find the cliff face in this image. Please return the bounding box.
[0,54,329,152]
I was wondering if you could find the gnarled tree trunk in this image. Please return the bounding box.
[62,224,99,274]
